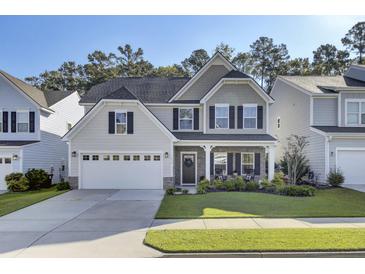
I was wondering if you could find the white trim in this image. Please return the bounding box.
[214,103,229,129]
[335,147,365,171]
[169,52,235,102]
[67,141,71,177]
[266,101,269,133]
[309,126,328,137]
[203,103,206,133]
[324,136,330,177]
[115,110,128,135]
[180,151,198,186]
[344,99,365,127]
[175,140,277,146]
[200,78,274,104]
[213,152,228,176]
[242,103,257,129]
[241,152,255,175]
[309,96,313,125]
[338,92,342,126]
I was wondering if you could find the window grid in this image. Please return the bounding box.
[347,101,365,126]
[241,153,255,175]
[179,108,193,130]
[115,111,127,134]
[215,104,229,129]
[243,105,257,129]
[214,152,227,176]
[17,111,29,133]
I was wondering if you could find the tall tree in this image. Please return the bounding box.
[150,64,187,77]
[312,44,350,75]
[116,44,153,76]
[232,52,253,74]
[286,58,312,76]
[342,21,365,64]
[213,42,235,61]
[58,61,87,91]
[181,49,210,76]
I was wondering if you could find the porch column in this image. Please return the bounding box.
[268,145,275,181]
[201,144,214,181]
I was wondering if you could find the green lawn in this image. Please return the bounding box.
[145,228,365,253]
[156,188,365,218]
[0,186,68,217]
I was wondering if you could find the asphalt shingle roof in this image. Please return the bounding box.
[172,132,276,141]
[312,126,365,133]
[0,140,40,147]
[223,70,250,79]
[103,86,137,100]
[44,90,75,107]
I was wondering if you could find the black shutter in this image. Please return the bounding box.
[229,106,235,129]
[235,153,241,175]
[108,112,115,134]
[193,108,199,130]
[2,111,8,132]
[11,112,16,133]
[29,111,35,133]
[254,153,261,175]
[209,106,215,129]
[227,153,233,175]
[173,108,178,130]
[210,152,214,176]
[127,112,134,134]
[237,106,243,129]
[257,106,263,129]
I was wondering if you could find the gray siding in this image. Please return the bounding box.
[341,93,365,126]
[270,79,326,182]
[205,83,267,134]
[179,65,229,100]
[313,97,337,126]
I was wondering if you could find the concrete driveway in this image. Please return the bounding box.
[344,184,365,192]
[0,189,164,258]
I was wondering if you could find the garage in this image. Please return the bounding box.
[0,154,13,190]
[80,152,163,189]
[337,150,365,185]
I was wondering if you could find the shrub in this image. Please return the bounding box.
[246,181,259,191]
[234,176,245,191]
[212,179,225,191]
[25,169,50,190]
[7,176,30,192]
[278,185,315,197]
[327,169,345,187]
[197,179,209,194]
[166,187,175,195]
[224,179,236,191]
[56,181,71,191]
[5,172,23,182]
[271,172,285,187]
[261,178,277,193]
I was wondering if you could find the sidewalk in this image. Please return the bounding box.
[151,217,365,230]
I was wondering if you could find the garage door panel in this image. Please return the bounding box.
[337,150,365,185]
[81,153,162,189]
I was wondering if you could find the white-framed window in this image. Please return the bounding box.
[0,112,2,133]
[144,155,151,161]
[123,155,130,161]
[215,104,229,129]
[277,117,281,129]
[115,111,127,134]
[241,153,255,175]
[4,158,11,164]
[179,108,193,130]
[103,155,110,161]
[346,100,365,126]
[154,155,161,161]
[112,155,119,161]
[92,155,99,161]
[214,152,227,176]
[133,155,140,161]
[17,111,29,133]
[243,104,257,129]
[82,155,90,161]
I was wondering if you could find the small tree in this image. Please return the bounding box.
[283,135,310,184]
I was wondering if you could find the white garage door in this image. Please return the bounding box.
[337,150,365,185]
[80,153,163,189]
[0,155,13,190]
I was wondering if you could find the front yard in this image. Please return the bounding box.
[145,228,365,253]
[0,186,68,217]
[156,188,365,218]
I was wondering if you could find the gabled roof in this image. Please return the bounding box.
[223,70,250,79]
[278,75,365,94]
[79,77,189,104]
[103,86,138,100]
[44,90,76,107]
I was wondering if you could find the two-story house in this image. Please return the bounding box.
[0,70,84,190]
[270,64,365,186]
[63,52,277,189]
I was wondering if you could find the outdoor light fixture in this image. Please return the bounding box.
[72,151,77,157]
[12,154,18,161]
[164,152,169,159]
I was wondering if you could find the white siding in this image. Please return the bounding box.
[313,97,337,126]
[69,102,173,179]
[205,83,267,134]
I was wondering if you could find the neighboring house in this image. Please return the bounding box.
[270,64,365,185]
[0,70,84,190]
[63,52,277,190]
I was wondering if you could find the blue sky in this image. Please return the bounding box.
[1,15,365,79]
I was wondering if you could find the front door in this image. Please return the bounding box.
[182,153,196,185]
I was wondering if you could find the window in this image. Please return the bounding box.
[277,117,281,129]
[115,112,127,134]
[214,152,227,176]
[347,101,365,126]
[0,158,2,164]
[144,155,151,161]
[113,155,119,161]
[4,158,11,164]
[154,155,161,161]
[243,104,257,129]
[179,108,193,130]
[215,104,229,129]
[241,153,254,174]
[17,111,29,132]
[83,155,89,161]
[92,155,99,161]
[123,155,130,161]
[103,155,110,161]
[0,112,2,133]
[133,155,140,161]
